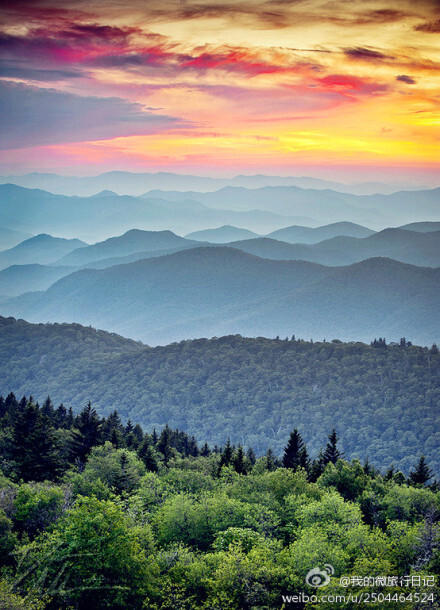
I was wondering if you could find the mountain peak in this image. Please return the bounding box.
[90,190,119,198]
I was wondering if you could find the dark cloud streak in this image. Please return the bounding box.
[0,80,190,150]
[415,18,440,32]
[344,47,393,61]
[396,74,416,84]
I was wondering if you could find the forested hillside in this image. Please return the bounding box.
[0,394,439,609]
[1,316,439,473]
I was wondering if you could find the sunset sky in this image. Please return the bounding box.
[0,0,439,183]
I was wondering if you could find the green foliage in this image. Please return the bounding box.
[14,496,149,609]
[13,483,67,537]
[81,442,145,495]
[154,492,279,550]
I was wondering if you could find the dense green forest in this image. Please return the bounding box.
[1,316,439,473]
[0,394,439,609]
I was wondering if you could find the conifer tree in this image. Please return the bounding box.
[200,442,211,457]
[113,451,137,495]
[41,396,54,419]
[137,436,159,472]
[157,425,173,466]
[282,429,307,471]
[246,447,256,466]
[265,448,276,471]
[233,444,247,474]
[217,438,234,474]
[12,402,61,481]
[67,402,102,464]
[409,456,433,486]
[323,429,343,465]
[309,450,326,482]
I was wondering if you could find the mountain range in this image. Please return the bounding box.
[0,246,438,346]
[0,184,308,241]
[1,183,439,244]
[142,185,440,228]
[0,171,432,197]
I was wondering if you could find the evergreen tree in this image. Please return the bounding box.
[54,404,68,428]
[113,451,137,495]
[157,425,173,466]
[132,424,144,447]
[102,409,123,442]
[323,429,343,465]
[12,402,61,481]
[125,420,134,435]
[282,429,307,471]
[137,436,159,472]
[265,448,276,471]
[41,396,54,420]
[246,447,256,466]
[110,428,122,449]
[409,456,433,486]
[309,450,326,482]
[217,438,234,474]
[232,444,247,475]
[68,402,102,464]
[200,442,211,457]
[384,465,395,481]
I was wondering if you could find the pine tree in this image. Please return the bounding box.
[12,402,61,481]
[137,437,159,472]
[67,402,102,464]
[309,450,326,482]
[200,442,211,457]
[113,451,137,495]
[282,429,307,471]
[54,404,68,428]
[157,425,173,466]
[217,438,234,474]
[246,447,256,466]
[409,456,433,486]
[323,429,343,465]
[132,424,144,446]
[41,396,54,420]
[384,465,395,481]
[233,444,247,474]
[110,428,122,449]
[265,448,276,471]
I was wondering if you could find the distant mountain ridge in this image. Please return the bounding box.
[1,246,438,346]
[185,225,260,243]
[0,234,86,271]
[267,221,375,243]
[0,184,302,241]
[57,229,198,266]
[0,171,433,197]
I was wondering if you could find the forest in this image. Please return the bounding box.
[0,393,439,609]
[1,316,439,473]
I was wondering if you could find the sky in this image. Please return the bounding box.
[0,0,439,183]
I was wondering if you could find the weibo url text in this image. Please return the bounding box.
[282,592,436,605]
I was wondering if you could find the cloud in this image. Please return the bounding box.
[343,47,393,61]
[414,18,440,32]
[0,80,190,150]
[396,74,416,84]
[349,9,410,25]
[0,60,83,81]
[316,74,389,96]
